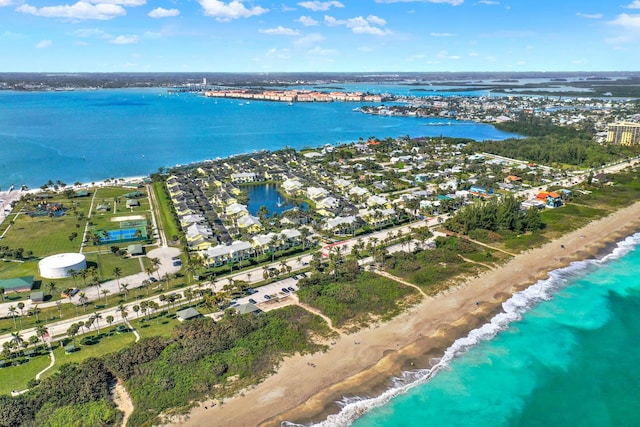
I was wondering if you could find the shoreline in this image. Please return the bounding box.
[167,201,640,427]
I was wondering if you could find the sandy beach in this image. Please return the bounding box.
[166,202,640,427]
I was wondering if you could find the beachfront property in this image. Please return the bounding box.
[204,88,383,104]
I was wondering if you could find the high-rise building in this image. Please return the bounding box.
[607,122,640,145]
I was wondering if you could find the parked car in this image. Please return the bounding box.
[264,294,272,300]
[300,272,308,278]
[248,298,257,304]
[281,287,290,293]
[287,286,295,292]
[149,277,157,282]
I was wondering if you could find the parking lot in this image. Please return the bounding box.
[233,275,302,307]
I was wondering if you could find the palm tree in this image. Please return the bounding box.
[79,268,89,286]
[78,292,89,312]
[112,267,122,289]
[141,279,151,296]
[46,281,57,297]
[0,286,5,303]
[92,312,102,336]
[120,283,130,301]
[101,288,110,305]
[117,304,129,323]
[150,257,162,280]
[105,315,114,333]
[36,325,49,348]
[67,324,80,346]
[132,304,140,318]
[28,305,41,323]
[8,305,18,329]
[262,265,270,281]
[68,268,78,287]
[10,331,24,351]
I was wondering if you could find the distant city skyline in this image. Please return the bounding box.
[1,0,639,72]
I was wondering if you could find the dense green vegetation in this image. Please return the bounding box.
[444,195,543,235]
[297,267,418,327]
[0,306,330,427]
[0,358,120,427]
[469,115,640,167]
[116,306,329,426]
[385,237,494,295]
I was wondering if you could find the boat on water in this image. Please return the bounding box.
[288,102,293,106]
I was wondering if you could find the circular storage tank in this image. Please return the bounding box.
[38,253,87,279]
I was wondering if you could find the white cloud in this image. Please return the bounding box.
[576,12,602,19]
[110,34,138,44]
[265,47,292,59]
[36,39,52,48]
[296,15,318,26]
[86,0,145,5]
[437,50,460,59]
[148,7,180,18]
[16,2,126,20]
[430,32,454,37]
[259,26,301,35]
[294,32,324,47]
[624,1,640,9]
[366,15,386,26]
[609,13,640,29]
[324,14,392,35]
[307,46,337,55]
[298,1,343,11]
[199,0,268,21]
[72,28,113,38]
[475,0,498,5]
[374,0,463,6]
[0,0,13,6]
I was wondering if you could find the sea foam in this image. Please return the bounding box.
[282,232,640,427]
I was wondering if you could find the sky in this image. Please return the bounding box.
[1,0,640,72]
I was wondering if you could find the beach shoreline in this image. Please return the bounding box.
[166,201,640,427]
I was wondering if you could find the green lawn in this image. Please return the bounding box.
[151,181,179,243]
[0,352,52,395]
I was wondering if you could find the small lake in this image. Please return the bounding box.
[245,184,307,216]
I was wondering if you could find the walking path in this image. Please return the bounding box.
[371,269,428,298]
[458,254,495,271]
[290,294,341,335]
[35,347,56,380]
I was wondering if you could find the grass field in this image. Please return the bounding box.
[0,352,51,395]
[151,181,179,243]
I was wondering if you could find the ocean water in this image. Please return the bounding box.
[307,233,640,427]
[0,89,517,190]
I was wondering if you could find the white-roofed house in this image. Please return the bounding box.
[307,186,328,200]
[230,172,259,183]
[225,203,249,218]
[202,240,253,267]
[366,194,389,208]
[281,179,304,196]
[324,215,359,235]
[237,215,263,233]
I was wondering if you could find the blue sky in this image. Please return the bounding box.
[1,0,639,72]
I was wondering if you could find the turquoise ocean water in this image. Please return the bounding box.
[0,88,513,190]
[297,234,640,427]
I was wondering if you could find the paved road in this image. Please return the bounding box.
[3,154,640,348]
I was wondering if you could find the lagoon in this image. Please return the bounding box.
[0,89,518,190]
[245,183,307,217]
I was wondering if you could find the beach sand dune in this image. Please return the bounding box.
[166,202,640,427]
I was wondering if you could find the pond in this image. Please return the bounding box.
[245,184,307,216]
